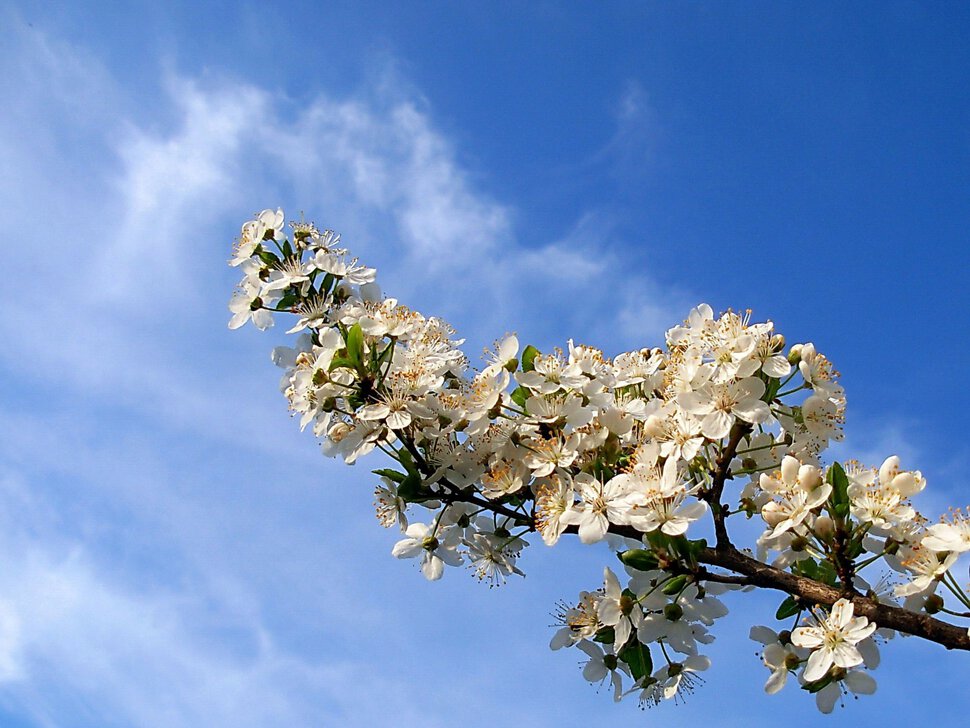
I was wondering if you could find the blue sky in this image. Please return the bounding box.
[2,1,969,725]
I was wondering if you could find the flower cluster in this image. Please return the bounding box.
[229,209,970,713]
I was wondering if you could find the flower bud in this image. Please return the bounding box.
[663,603,684,621]
[643,415,666,439]
[787,344,803,364]
[813,515,835,541]
[924,594,945,614]
[770,334,786,352]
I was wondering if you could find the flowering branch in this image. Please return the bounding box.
[228,209,970,713]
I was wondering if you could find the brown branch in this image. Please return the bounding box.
[698,546,970,651]
[598,521,970,651]
[708,422,750,549]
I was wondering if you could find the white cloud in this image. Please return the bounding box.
[0,20,693,728]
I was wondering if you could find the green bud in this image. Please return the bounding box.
[925,594,945,614]
[778,629,792,645]
[662,575,689,595]
[663,603,684,621]
[770,334,786,352]
[787,344,803,364]
[619,549,659,572]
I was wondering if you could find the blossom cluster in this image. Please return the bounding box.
[229,209,970,713]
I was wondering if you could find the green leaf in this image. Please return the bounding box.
[257,249,279,265]
[346,323,365,368]
[510,386,529,408]
[399,449,418,476]
[827,461,850,519]
[618,549,659,572]
[328,356,357,372]
[376,343,395,369]
[396,472,423,502]
[618,640,653,681]
[802,675,833,693]
[319,272,336,295]
[521,345,540,372]
[372,469,406,484]
[593,626,615,645]
[775,596,801,620]
[276,293,297,310]
[281,239,294,258]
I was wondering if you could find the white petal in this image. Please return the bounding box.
[802,648,833,682]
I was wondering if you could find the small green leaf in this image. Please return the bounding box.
[257,249,279,265]
[372,469,406,484]
[319,272,336,295]
[593,626,616,645]
[328,356,357,372]
[396,472,423,501]
[618,640,653,681]
[775,596,801,620]
[521,345,540,372]
[510,386,529,408]
[376,343,395,370]
[346,323,365,368]
[827,461,850,519]
[802,675,833,693]
[399,449,418,476]
[276,293,297,310]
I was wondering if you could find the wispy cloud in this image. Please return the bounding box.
[0,19,693,727]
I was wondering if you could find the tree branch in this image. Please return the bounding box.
[698,546,970,651]
[708,422,750,549]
